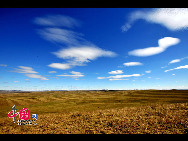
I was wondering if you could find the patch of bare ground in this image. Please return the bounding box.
[0,102,187,134]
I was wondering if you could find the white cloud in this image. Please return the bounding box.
[53,46,116,63]
[122,8,188,32]
[35,16,89,47]
[108,70,123,74]
[165,65,188,72]
[12,66,48,80]
[25,74,49,80]
[174,65,188,70]
[48,63,72,70]
[108,74,141,79]
[169,56,188,64]
[164,68,174,72]
[123,62,143,66]
[161,66,168,69]
[70,71,82,75]
[172,74,175,76]
[35,15,117,70]
[49,46,117,70]
[169,59,181,64]
[97,77,106,79]
[109,78,129,81]
[98,74,141,80]
[161,56,188,68]
[34,14,80,28]
[48,71,57,73]
[145,70,151,73]
[13,66,38,73]
[57,71,84,79]
[0,64,7,67]
[128,37,180,57]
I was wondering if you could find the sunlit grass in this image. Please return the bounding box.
[0,90,188,134]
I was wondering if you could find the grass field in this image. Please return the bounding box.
[0,90,188,134]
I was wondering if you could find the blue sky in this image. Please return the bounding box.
[0,8,188,90]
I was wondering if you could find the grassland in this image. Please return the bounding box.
[0,90,188,134]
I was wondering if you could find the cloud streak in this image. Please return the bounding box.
[13,66,38,73]
[145,70,151,73]
[164,65,188,72]
[48,71,57,73]
[128,37,180,57]
[169,59,181,64]
[25,74,49,80]
[108,74,141,79]
[48,63,72,70]
[38,28,89,46]
[169,56,188,64]
[109,78,129,81]
[57,71,84,79]
[0,64,7,67]
[34,15,80,28]
[123,62,143,66]
[97,73,142,81]
[12,66,48,80]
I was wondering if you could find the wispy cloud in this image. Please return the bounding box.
[25,74,49,80]
[13,66,38,73]
[123,62,143,66]
[0,64,7,67]
[122,8,188,32]
[145,70,151,73]
[164,65,188,72]
[169,59,181,64]
[109,78,129,81]
[48,71,57,73]
[49,46,117,70]
[35,15,89,46]
[98,73,142,81]
[34,15,80,28]
[161,56,188,69]
[108,74,141,79]
[38,28,89,46]
[57,71,84,79]
[48,63,72,70]
[34,14,117,70]
[128,37,180,57]
[97,77,106,79]
[108,70,123,74]
[12,66,48,80]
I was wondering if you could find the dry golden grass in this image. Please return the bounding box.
[0,103,187,134]
[0,90,188,134]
